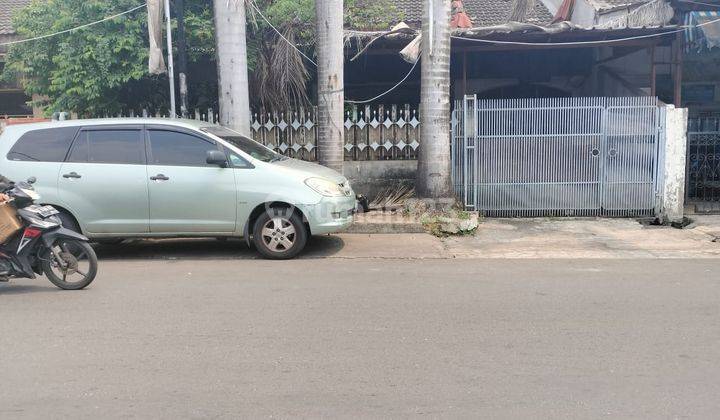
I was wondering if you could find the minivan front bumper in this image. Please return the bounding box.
[300,194,356,235]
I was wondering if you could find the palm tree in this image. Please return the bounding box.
[213,0,251,135]
[416,0,453,199]
[315,0,345,173]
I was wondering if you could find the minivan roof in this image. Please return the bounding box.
[1,118,217,137]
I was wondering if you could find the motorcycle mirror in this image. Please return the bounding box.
[27,177,37,184]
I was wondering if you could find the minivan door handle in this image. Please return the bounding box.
[150,174,170,181]
[62,172,81,179]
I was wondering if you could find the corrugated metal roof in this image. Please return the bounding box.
[0,0,32,35]
[394,0,554,27]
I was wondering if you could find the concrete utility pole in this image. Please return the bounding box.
[213,0,251,134]
[315,0,345,173]
[416,0,453,199]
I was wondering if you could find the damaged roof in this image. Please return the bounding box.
[394,0,554,27]
[586,0,658,13]
[0,0,31,35]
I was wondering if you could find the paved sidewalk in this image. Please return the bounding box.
[442,217,720,259]
[93,217,720,260]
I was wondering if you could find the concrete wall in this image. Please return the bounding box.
[343,160,417,200]
[661,105,688,223]
[570,0,598,26]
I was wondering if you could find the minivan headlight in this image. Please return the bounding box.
[305,177,345,197]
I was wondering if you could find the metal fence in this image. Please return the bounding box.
[687,116,720,203]
[55,104,421,162]
[250,104,420,161]
[452,95,665,217]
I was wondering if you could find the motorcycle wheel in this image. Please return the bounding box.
[41,240,98,290]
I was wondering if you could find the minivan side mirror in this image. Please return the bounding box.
[206,150,228,167]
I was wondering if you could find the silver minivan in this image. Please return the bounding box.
[0,119,356,259]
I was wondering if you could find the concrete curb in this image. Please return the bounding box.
[345,211,426,234]
[344,221,426,234]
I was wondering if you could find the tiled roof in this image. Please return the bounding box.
[394,0,554,27]
[0,0,32,35]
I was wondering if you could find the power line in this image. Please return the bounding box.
[0,3,147,47]
[247,0,419,104]
[451,16,720,47]
[246,0,317,66]
[250,0,720,103]
[679,0,720,8]
[344,58,420,104]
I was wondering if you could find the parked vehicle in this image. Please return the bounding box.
[0,119,356,259]
[0,177,98,290]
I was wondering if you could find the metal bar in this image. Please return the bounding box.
[449,96,663,216]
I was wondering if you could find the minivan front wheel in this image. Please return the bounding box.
[252,208,307,259]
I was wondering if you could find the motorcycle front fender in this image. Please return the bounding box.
[41,227,90,248]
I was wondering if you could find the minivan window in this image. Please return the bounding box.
[201,126,283,163]
[148,130,217,166]
[7,127,78,162]
[68,129,144,164]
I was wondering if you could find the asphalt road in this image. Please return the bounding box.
[1,248,719,418]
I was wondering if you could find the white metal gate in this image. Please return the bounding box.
[452,96,666,217]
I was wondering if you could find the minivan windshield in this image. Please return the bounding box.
[201,126,286,163]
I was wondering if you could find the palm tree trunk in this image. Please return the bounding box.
[213,0,251,135]
[416,0,453,199]
[315,0,345,173]
[175,0,190,118]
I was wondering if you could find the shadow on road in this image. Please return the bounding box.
[0,283,59,295]
[93,235,346,261]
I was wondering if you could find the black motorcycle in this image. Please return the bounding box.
[0,177,98,290]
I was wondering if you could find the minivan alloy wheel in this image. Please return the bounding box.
[261,217,296,252]
[252,208,308,259]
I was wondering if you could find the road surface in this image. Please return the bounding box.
[1,243,718,418]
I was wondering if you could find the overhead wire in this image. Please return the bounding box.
[249,0,720,102]
[246,0,419,104]
[0,3,147,47]
[451,16,720,47]
[6,0,720,102]
[678,0,720,8]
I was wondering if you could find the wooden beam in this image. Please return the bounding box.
[453,37,664,52]
[650,45,656,97]
[356,35,669,55]
[673,31,684,106]
[462,51,468,95]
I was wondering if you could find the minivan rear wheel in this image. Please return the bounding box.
[57,211,80,233]
[252,208,307,260]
